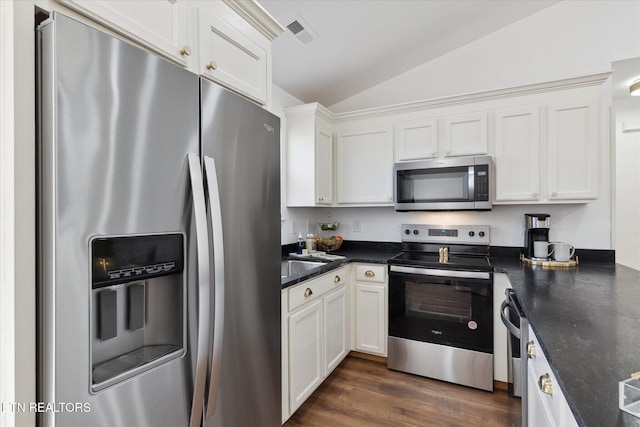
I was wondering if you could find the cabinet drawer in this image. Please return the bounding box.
[527,325,553,380]
[355,264,386,283]
[526,326,578,427]
[289,268,346,312]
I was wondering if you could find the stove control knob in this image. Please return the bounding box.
[404,229,410,235]
[479,231,485,237]
[413,229,419,235]
[468,231,475,237]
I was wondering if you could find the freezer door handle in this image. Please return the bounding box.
[187,154,212,427]
[203,155,225,419]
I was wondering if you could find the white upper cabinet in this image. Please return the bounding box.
[52,0,284,106]
[396,113,488,162]
[336,126,394,205]
[396,118,438,161]
[283,74,606,208]
[441,112,488,157]
[547,100,599,200]
[493,99,599,204]
[285,104,334,206]
[196,8,268,104]
[494,106,541,202]
[55,0,190,67]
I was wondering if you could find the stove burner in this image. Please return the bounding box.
[388,252,493,272]
[391,224,493,272]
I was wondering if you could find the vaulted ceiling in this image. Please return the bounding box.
[260,0,560,107]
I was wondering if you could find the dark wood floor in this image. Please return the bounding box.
[284,355,522,427]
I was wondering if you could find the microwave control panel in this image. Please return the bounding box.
[474,164,490,201]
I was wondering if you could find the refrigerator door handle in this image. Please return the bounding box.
[187,154,212,427]
[203,155,225,419]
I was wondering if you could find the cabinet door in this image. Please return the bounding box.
[315,120,333,204]
[396,119,438,161]
[354,283,386,356]
[197,9,267,104]
[288,300,323,413]
[56,0,189,67]
[441,112,488,157]
[527,366,557,427]
[285,104,334,207]
[547,100,599,200]
[336,127,394,204]
[323,286,348,375]
[494,107,541,201]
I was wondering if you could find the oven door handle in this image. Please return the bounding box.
[500,296,521,340]
[389,264,491,280]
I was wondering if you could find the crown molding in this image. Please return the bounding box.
[284,102,334,121]
[222,0,285,41]
[332,71,612,122]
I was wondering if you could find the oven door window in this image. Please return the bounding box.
[396,167,471,203]
[389,273,493,353]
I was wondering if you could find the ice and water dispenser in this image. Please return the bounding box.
[90,233,185,392]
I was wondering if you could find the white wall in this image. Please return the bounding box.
[0,2,36,427]
[613,60,640,269]
[286,203,610,250]
[330,0,640,113]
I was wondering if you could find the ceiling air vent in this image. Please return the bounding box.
[286,15,318,46]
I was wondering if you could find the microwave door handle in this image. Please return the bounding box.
[203,155,225,419]
[468,165,475,201]
[187,154,211,427]
[500,298,521,340]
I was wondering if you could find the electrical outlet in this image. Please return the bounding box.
[291,220,297,234]
[353,220,361,232]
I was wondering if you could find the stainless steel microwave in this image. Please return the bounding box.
[394,155,493,211]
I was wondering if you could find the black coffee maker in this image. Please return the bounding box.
[524,213,550,259]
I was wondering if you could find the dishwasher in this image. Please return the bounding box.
[500,288,529,427]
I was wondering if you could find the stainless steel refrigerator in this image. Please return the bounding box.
[37,13,281,427]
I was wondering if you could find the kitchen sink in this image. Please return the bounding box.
[281,260,328,278]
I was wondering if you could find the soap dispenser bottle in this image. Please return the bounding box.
[296,232,304,254]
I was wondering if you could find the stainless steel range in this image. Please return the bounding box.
[387,224,494,391]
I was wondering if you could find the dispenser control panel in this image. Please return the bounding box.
[91,233,184,289]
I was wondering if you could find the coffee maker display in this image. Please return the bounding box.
[523,213,551,260]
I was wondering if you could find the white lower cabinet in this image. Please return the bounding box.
[288,299,323,413]
[283,267,349,420]
[352,264,388,356]
[526,325,578,427]
[323,286,348,373]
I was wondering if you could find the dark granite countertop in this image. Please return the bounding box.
[492,254,640,427]
[281,242,640,426]
[280,241,401,289]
